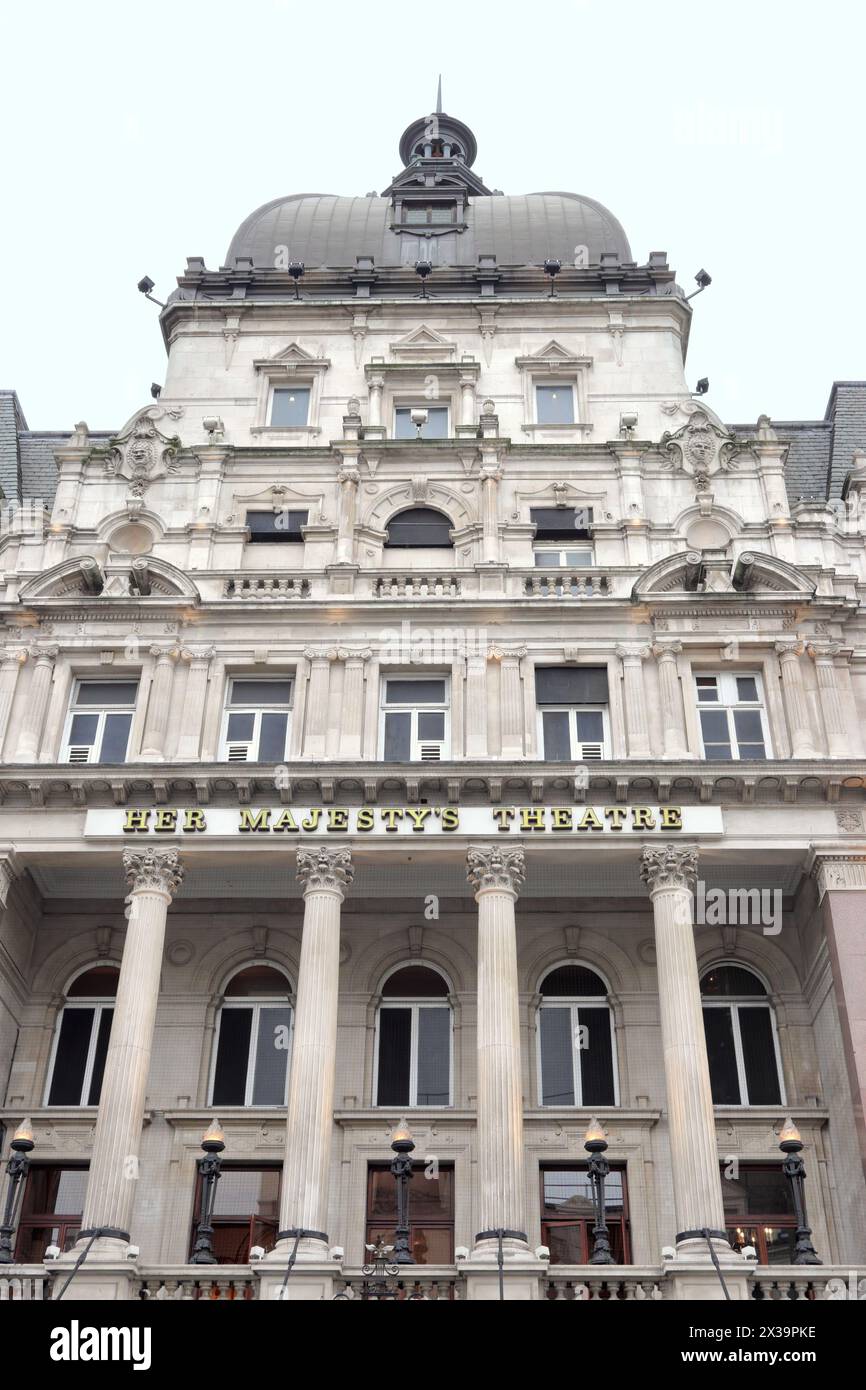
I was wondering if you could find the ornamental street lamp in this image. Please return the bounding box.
[390,1119,416,1265]
[778,1119,821,1266]
[190,1119,225,1265]
[0,1120,35,1264]
[584,1117,615,1266]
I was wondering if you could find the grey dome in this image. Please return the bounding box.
[225,190,632,270]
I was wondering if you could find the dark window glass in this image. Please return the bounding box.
[394,408,449,440]
[542,710,571,761]
[701,967,766,997]
[99,712,132,762]
[531,507,592,540]
[417,711,445,739]
[738,1007,781,1104]
[225,966,290,998]
[733,709,765,758]
[736,677,759,701]
[367,1164,454,1266]
[251,1006,292,1106]
[578,1006,615,1106]
[722,1165,797,1265]
[377,1008,412,1106]
[385,507,452,547]
[87,1008,114,1105]
[536,386,575,424]
[383,710,411,761]
[271,388,310,427]
[703,1008,741,1104]
[541,966,607,997]
[575,710,604,743]
[258,712,288,762]
[75,682,138,706]
[382,966,448,998]
[226,711,255,742]
[536,666,609,704]
[539,1008,574,1105]
[67,967,119,999]
[541,1166,629,1265]
[212,1008,253,1106]
[246,510,308,541]
[192,1167,281,1265]
[48,1009,94,1105]
[69,713,98,746]
[16,1166,88,1262]
[230,680,293,705]
[416,1008,450,1105]
[385,680,446,704]
[696,677,719,702]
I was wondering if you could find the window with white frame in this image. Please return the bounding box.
[46,966,119,1106]
[531,506,593,567]
[537,965,617,1107]
[210,966,294,1107]
[394,405,449,439]
[535,384,575,425]
[374,966,452,1107]
[695,672,769,760]
[270,386,311,427]
[381,676,449,762]
[61,680,138,764]
[701,965,784,1106]
[220,679,293,763]
[536,666,609,761]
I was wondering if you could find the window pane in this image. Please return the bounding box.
[394,408,448,440]
[539,1008,575,1105]
[703,1008,741,1104]
[535,667,609,704]
[68,966,119,998]
[696,677,719,702]
[722,1165,793,1218]
[575,711,604,743]
[257,712,288,762]
[383,711,411,762]
[700,709,729,742]
[733,710,765,755]
[564,549,593,567]
[545,1224,586,1264]
[48,1009,94,1105]
[541,965,607,997]
[430,205,453,224]
[542,1168,594,1215]
[227,712,255,741]
[212,1168,280,1219]
[87,1008,114,1105]
[271,387,310,426]
[252,1006,292,1105]
[385,507,452,546]
[531,507,591,539]
[701,966,766,996]
[382,966,448,998]
[99,712,131,763]
[225,965,290,997]
[736,677,759,701]
[542,710,571,762]
[75,682,138,706]
[69,713,99,746]
[536,386,575,424]
[230,681,293,705]
[417,711,445,740]
[377,1008,412,1105]
[386,680,445,704]
[212,1008,253,1106]
[738,1007,781,1104]
[416,1008,450,1105]
[534,551,561,567]
[578,1006,615,1106]
[247,510,307,541]
[22,1166,89,1217]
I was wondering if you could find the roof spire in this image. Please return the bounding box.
[436,74,442,114]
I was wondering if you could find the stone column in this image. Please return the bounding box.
[813,852,866,1182]
[459,368,477,434]
[479,466,502,564]
[617,644,652,757]
[775,640,816,758]
[640,845,729,1257]
[335,465,359,565]
[807,643,847,756]
[275,847,353,1259]
[13,645,58,761]
[652,641,688,757]
[491,645,527,759]
[466,845,529,1255]
[368,373,384,430]
[139,646,179,761]
[340,649,371,758]
[78,848,184,1250]
[0,647,26,759]
[175,646,215,761]
[465,652,489,757]
[303,648,338,759]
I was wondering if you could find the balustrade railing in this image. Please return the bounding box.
[374,575,462,599]
[225,576,310,598]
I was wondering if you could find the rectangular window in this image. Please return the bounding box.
[703,1002,783,1106]
[211,1002,293,1107]
[536,666,609,761]
[46,1005,113,1106]
[366,1162,454,1266]
[381,677,449,761]
[540,1165,630,1265]
[721,1164,797,1265]
[190,1166,281,1264]
[220,679,293,763]
[246,509,308,543]
[61,680,138,765]
[375,1004,452,1107]
[394,406,449,439]
[533,545,594,568]
[530,506,592,541]
[695,672,769,760]
[270,387,310,427]
[538,1005,616,1106]
[535,385,575,424]
[15,1165,88,1262]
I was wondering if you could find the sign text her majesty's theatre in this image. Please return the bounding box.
[85,805,724,837]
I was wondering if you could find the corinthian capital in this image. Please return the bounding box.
[466,844,525,896]
[640,844,698,894]
[123,847,185,897]
[296,846,354,896]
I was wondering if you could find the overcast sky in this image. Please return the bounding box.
[2,0,863,431]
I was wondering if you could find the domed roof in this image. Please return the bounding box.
[225,189,632,270]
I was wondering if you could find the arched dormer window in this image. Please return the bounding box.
[384,508,453,548]
[210,965,293,1107]
[537,964,617,1107]
[700,964,783,1106]
[46,965,119,1106]
[374,964,452,1107]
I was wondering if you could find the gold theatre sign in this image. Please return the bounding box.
[84,805,724,837]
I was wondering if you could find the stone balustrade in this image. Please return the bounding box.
[522,570,611,598]
[224,576,311,598]
[374,574,462,599]
[545,1267,669,1300]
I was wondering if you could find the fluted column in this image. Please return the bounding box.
[139,646,179,761]
[13,645,58,761]
[807,643,847,756]
[0,647,26,759]
[78,848,184,1249]
[339,649,371,758]
[640,845,729,1256]
[276,847,353,1258]
[491,645,528,758]
[775,640,816,757]
[465,652,489,757]
[616,644,652,757]
[368,373,384,430]
[652,641,689,757]
[467,845,529,1254]
[302,647,338,758]
[175,646,215,760]
[335,465,359,565]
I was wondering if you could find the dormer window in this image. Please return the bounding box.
[403,204,456,226]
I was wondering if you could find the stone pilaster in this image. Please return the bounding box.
[813,852,866,1181]
[465,652,489,757]
[339,649,371,758]
[807,643,848,756]
[335,464,359,565]
[274,847,353,1260]
[651,641,688,757]
[489,645,528,758]
[175,646,215,760]
[616,644,652,757]
[303,647,341,758]
[13,645,58,761]
[139,646,179,761]
[775,640,816,758]
[0,647,26,759]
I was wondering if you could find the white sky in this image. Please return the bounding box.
[1,0,863,431]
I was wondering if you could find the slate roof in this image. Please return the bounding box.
[732,382,866,505]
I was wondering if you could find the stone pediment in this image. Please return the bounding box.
[253,343,331,375]
[18,555,200,603]
[389,325,457,361]
[633,550,817,601]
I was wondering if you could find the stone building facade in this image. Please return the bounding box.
[1,104,866,1301]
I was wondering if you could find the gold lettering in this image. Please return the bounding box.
[356,808,375,831]
[380,809,404,832]
[327,809,349,832]
[551,808,573,831]
[182,809,206,832]
[123,809,151,833]
[405,807,431,831]
[631,807,656,829]
[301,809,322,831]
[520,808,545,831]
[660,807,683,831]
[441,808,459,831]
[154,809,177,833]
[239,808,271,833]
[492,808,516,831]
[273,809,299,833]
[577,808,603,831]
[604,807,627,831]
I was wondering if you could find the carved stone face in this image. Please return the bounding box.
[686,425,716,468]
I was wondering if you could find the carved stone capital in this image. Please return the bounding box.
[27,644,60,664]
[774,638,804,660]
[652,640,683,662]
[466,844,525,896]
[806,642,842,664]
[616,643,652,663]
[337,466,360,486]
[123,847,184,898]
[640,844,699,894]
[0,647,28,669]
[150,644,180,663]
[296,846,354,896]
[488,644,528,663]
[180,645,216,664]
[812,853,866,898]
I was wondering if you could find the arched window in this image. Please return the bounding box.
[374,965,452,1107]
[46,965,119,1106]
[210,965,293,1107]
[537,964,617,1107]
[700,964,783,1106]
[384,508,453,548]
